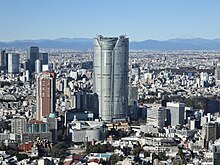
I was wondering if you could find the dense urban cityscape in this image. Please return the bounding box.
[0,35,220,165]
[1,0,220,164]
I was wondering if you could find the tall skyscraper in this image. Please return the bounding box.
[8,53,20,74]
[39,52,49,65]
[156,107,165,128]
[93,35,129,121]
[215,66,220,86]
[167,102,185,126]
[0,50,5,66]
[35,59,42,74]
[36,71,56,121]
[28,46,39,75]
[0,50,8,72]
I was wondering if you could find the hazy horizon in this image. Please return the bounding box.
[1,37,220,43]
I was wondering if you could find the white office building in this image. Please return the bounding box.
[8,53,20,74]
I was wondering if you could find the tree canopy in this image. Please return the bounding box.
[49,142,69,159]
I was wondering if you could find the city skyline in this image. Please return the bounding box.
[0,0,220,41]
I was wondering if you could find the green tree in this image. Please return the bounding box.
[132,141,142,156]
[152,153,159,162]
[122,147,131,156]
[6,149,18,156]
[173,156,183,165]
[99,159,108,165]
[158,152,167,160]
[144,151,150,158]
[49,142,69,159]
[0,144,6,151]
[86,143,114,154]
[109,154,123,165]
[17,154,28,161]
[133,146,142,156]
[178,149,184,158]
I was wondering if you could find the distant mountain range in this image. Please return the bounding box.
[0,38,220,50]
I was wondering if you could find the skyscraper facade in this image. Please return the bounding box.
[213,141,220,164]
[157,107,165,128]
[35,59,42,74]
[36,71,56,121]
[93,35,129,121]
[167,102,185,126]
[39,52,49,65]
[0,50,6,66]
[0,50,8,72]
[28,46,39,75]
[215,66,220,86]
[8,53,20,74]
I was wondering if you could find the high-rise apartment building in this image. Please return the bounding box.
[8,53,20,74]
[28,46,39,75]
[93,35,129,121]
[36,71,56,120]
[11,117,27,134]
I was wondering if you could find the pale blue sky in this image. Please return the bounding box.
[0,0,220,41]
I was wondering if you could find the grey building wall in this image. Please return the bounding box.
[8,53,20,74]
[39,53,49,65]
[11,118,27,134]
[157,107,165,128]
[93,35,129,121]
[75,90,98,114]
[213,144,220,164]
[215,67,220,86]
[65,111,94,126]
[0,50,8,72]
[28,46,39,74]
[167,102,185,126]
[128,86,139,120]
[35,59,42,74]
[70,129,101,143]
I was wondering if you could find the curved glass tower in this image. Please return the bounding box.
[93,35,129,121]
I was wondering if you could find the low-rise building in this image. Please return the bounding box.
[68,120,104,143]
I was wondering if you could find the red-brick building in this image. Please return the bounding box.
[36,71,56,120]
